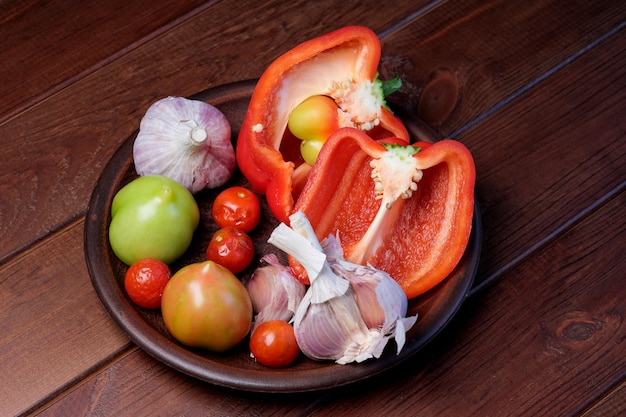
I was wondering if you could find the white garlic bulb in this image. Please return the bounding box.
[267,211,418,364]
[133,96,236,194]
[323,234,418,357]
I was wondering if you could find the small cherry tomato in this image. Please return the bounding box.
[249,320,300,367]
[212,186,261,233]
[300,139,325,166]
[206,227,254,274]
[287,95,339,165]
[124,258,171,309]
[288,95,338,142]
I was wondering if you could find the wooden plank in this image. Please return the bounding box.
[379,0,626,136]
[0,0,624,412]
[27,11,626,416]
[0,0,211,121]
[0,219,130,417]
[37,349,324,417]
[458,30,625,284]
[1,1,437,414]
[0,0,432,261]
[33,182,625,417]
[581,380,626,417]
[2,0,623,266]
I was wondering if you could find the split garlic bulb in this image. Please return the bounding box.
[133,96,236,194]
[267,211,418,364]
[323,234,418,358]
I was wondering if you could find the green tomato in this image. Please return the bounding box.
[109,175,200,265]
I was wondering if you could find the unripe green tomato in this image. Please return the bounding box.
[161,260,253,352]
[109,175,200,265]
[287,95,339,143]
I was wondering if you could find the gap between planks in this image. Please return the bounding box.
[468,179,626,298]
[0,0,222,127]
[22,344,138,417]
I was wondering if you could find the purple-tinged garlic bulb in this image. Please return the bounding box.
[133,96,235,193]
[267,211,417,364]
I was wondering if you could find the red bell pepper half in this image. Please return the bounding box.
[236,26,409,224]
[292,127,476,299]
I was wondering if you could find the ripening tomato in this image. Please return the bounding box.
[161,260,253,352]
[212,186,261,233]
[109,175,200,265]
[124,258,171,309]
[249,320,300,367]
[206,227,254,274]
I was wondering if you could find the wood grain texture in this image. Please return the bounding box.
[2,0,624,415]
[459,27,626,284]
[315,190,625,417]
[38,349,325,417]
[0,0,211,121]
[382,0,626,284]
[0,0,432,414]
[582,380,626,417]
[379,0,626,136]
[0,220,130,417]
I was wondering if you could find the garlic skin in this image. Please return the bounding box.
[323,234,418,356]
[293,285,372,363]
[268,211,418,364]
[133,96,236,194]
[246,254,306,330]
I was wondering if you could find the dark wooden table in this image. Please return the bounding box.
[2,1,624,416]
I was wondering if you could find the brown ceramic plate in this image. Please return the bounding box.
[84,79,481,392]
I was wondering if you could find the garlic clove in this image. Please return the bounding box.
[293,287,372,362]
[246,254,305,330]
[268,220,349,303]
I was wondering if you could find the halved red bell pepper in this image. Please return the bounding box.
[236,26,409,224]
[292,127,476,299]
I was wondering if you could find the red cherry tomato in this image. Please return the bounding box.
[249,320,300,367]
[206,227,254,274]
[124,258,171,309]
[212,186,261,233]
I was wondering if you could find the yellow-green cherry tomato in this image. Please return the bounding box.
[300,139,325,166]
[288,95,338,142]
[109,175,200,265]
[287,95,339,164]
